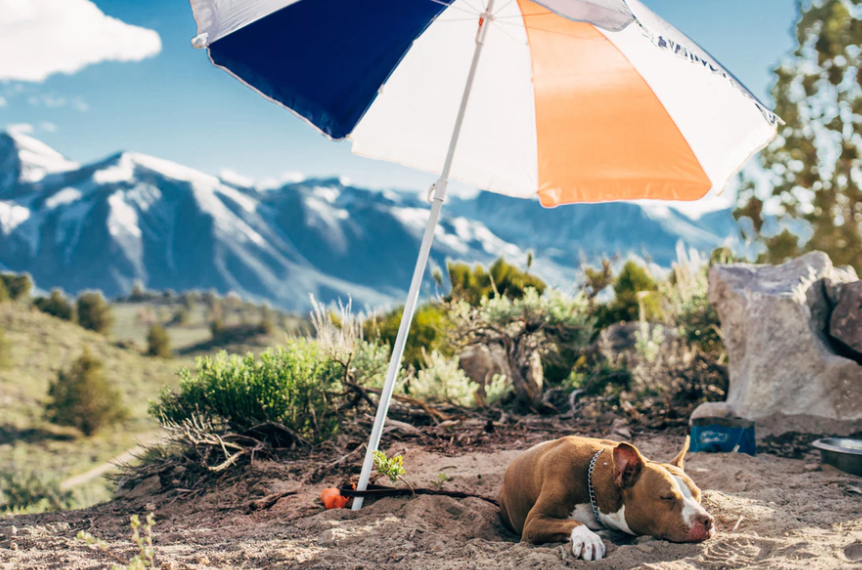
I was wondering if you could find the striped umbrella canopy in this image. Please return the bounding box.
[188,0,778,509]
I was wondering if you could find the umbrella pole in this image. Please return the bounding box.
[352,0,496,510]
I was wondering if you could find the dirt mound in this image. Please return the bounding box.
[2,433,861,569]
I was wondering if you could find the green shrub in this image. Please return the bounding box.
[77,291,113,334]
[351,339,391,389]
[146,325,172,358]
[592,260,661,329]
[45,348,128,436]
[150,341,344,443]
[0,273,31,301]
[447,257,546,305]
[210,317,226,339]
[409,350,479,407]
[34,289,75,321]
[0,468,79,514]
[451,288,595,409]
[364,302,453,371]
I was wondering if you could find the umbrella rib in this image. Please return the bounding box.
[461,0,486,16]
[492,0,517,17]
[489,20,528,44]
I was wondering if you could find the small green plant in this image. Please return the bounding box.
[45,348,129,436]
[373,450,406,484]
[77,512,156,569]
[34,289,75,322]
[0,468,79,514]
[146,324,172,358]
[634,324,665,364]
[483,373,512,407]
[431,472,451,491]
[76,291,114,334]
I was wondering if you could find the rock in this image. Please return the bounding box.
[845,543,862,561]
[636,544,655,553]
[707,252,862,422]
[123,475,162,499]
[829,280,862,360]
[609,418,631,440]
[458,344,511,402]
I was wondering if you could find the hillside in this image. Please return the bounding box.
[0,129,738,311]
[0,302,189,505]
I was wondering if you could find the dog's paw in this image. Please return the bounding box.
[571,525,606,561]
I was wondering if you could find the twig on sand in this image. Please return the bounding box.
[247,488,301,512]
[732,515,745,531]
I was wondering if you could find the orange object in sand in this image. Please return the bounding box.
[320,488,349,509]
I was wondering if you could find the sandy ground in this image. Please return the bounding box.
[2,432,862,569]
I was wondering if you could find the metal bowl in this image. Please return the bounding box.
[812,438,862,477]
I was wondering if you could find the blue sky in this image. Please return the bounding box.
[1,0,799,201]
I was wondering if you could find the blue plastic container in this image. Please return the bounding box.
[690,416,756,456]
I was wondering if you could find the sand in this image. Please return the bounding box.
[2,432,861,569]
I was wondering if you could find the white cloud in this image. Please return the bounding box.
[0,96,6,107]
[0,0,161,82]
[6,123,34,135]
[26,93,89,112]
[39,122,57,133]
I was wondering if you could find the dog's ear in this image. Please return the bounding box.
[669,436,690,470]
[613,442,645,489]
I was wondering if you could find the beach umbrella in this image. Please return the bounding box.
[188,0,778,509]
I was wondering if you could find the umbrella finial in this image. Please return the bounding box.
[191,33,208,49]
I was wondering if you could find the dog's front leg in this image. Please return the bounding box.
[522,495,606,561]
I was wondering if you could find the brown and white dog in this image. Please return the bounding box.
[499,436,714,561]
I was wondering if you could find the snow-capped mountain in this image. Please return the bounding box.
[0,130,736,311]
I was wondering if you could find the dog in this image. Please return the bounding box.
[498,436,714,561]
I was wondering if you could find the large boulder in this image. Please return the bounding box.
[707,251,862,424]
[829,280,862,360]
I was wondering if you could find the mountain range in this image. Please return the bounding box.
[0,130,736,311]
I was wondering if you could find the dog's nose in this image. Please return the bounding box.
[696,513,714,530]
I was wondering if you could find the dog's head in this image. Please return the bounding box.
[612,437,714,542]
